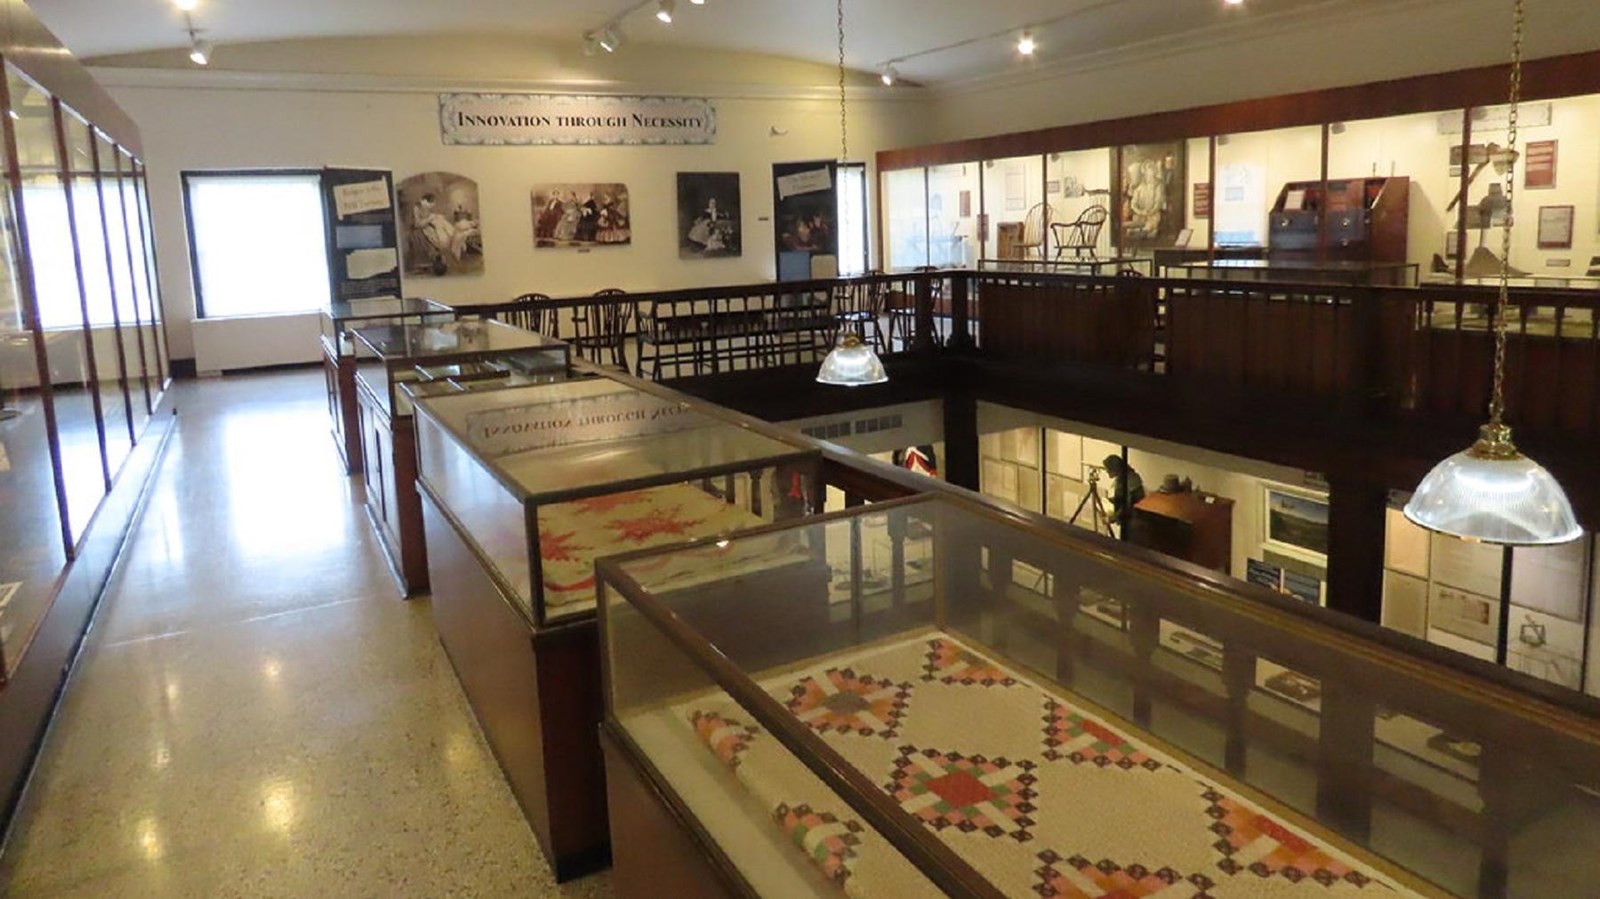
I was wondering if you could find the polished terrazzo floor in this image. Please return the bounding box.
[0,369,613,897]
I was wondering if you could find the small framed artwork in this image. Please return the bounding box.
[1537,205,1575,250]
[1523,140,1557,189]
[1193,183,1212,219]
[1174,227,1194,248]
[1263,483,1330,559]
[1444,230,1461,260]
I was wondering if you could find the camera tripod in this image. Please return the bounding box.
[1069,466,1115,537]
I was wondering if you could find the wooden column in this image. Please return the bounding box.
[1325,477,1387,624]
[1315,680,1376,842]
[942,390,980,492]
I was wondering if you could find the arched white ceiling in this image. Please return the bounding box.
[30,0,1430,85]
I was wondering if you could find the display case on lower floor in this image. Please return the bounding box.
[597,495,1600,899]
[411,372,823,878]
[350,320,569,595]
[319,297,452,474]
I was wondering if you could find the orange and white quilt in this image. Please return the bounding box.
[674,633,1421,898]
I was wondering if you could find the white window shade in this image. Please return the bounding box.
[187,174,330,319]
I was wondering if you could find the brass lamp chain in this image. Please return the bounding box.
[837,0,848,163]
[1490,0,1525,426]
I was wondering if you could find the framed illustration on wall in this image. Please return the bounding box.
[1537,205,1575,249]
[676,172,741,259]
[1116,142,1186,249]
[397,172,484,276]
[1262,483,1329,559]
[531,183,631,249]
[1523,139,1557,189]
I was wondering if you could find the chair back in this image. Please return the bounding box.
[500,293,558,337]
[572,289,634,372]
[1052,204,1109,257]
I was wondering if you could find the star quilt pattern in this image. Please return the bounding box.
[673,633,1418,898]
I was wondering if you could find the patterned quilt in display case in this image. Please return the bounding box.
[674,633,1422,898]
[537,481,801,616]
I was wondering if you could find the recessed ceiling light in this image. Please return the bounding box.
[656,0,675,24]
[689,0,706,5]
[1017,32,1036,56]
[172,0,199,10]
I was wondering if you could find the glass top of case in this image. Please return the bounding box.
[325,296,449,325]
[600,495,1600,898]
[351,319,562,361]
[416,376,812,501]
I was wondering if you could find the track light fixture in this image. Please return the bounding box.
[880,64,897,86]
[689,0,706,4]
[597,22,623,53]
[1017,32,1036,55]
[182,13,211,66]
[171,0,199,10]
[656,0,675,24]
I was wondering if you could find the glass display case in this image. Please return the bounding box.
[319,296,452,473]
[414,374,821,628]
[410,372,822,879]
[349,319,569,596]
[598,495,1600,898]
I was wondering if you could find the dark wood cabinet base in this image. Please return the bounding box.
[421,491,608,881]
[601,723,743,899]
[355,385,427,597]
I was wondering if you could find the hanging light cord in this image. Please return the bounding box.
[837,0,848,162]
[1489,0,1525,428]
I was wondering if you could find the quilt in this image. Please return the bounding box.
[536,482,792,617]
[671,633,1421,898]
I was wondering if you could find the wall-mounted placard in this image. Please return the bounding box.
[441,94,716,146]
[1193,182,1212,219]
[1523,139,1557,189]
[1537,205,1575,250]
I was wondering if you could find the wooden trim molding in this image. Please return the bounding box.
[877,50,1600,170]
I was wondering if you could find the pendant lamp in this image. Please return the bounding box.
[1404,0,1581,546]
[817,332,887,387]
[817,0,889,388]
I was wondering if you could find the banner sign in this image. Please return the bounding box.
[464,391,701,458]
[440,93,717,146]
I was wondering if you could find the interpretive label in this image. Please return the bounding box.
[464,391,700,457]
[440,94,717,146]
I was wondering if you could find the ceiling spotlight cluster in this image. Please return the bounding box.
[173,0,212,67]
[583,0,707,55]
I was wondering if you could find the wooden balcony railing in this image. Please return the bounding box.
[449,269,1600,444]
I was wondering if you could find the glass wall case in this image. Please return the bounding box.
[413,375,822,628]
[599,495,1600,898]
[349,318,569,596]
[0,64,168,681]
[320,296,451,473]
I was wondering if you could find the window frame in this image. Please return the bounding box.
[180,168,329,320]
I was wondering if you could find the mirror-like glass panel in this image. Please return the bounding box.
[64,110,129,474]
[118,149,160,406]
[882,167,926,271]
[11,71,104,543]
[981,154,1046,263]
[926,162,978,268]
[96,131,148,434]
[0,84,68,676]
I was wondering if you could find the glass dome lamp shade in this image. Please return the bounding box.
[1403,423,1581,545]
[817,333,887,387]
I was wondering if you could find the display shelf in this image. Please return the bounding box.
[319,296,452,474]
[349,319,569,597]
[598,495,1600,899]
[411,372,822,879]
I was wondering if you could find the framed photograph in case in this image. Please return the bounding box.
[1537,205,1575,250]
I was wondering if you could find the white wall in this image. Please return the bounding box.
[100,67,928,362]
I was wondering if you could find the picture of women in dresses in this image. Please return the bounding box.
[1117,142,1186,248]
[531,183,632,249]
[676,172,742,259]
[398,172,484,276]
